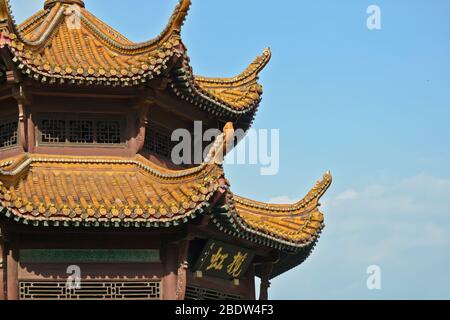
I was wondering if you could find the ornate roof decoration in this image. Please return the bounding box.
[0,151,332,252]
[0,123,332,254]
[0,0,185,86]
[0,0,268,118]
[170,48,271,118]
[0,1,333,260]
[0,153,224,227]
[211,173,332,252]
[44,0,85,9]
[204,122,236,165]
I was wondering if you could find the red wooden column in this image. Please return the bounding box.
[129,93,153,156]
[6,240,19,301]
[27,115,36,153]
[259,264,273,301]
[0,235,4,301]
[176,240,190,300]
[162,243,179,300]
[12,85,30,153]
[245,265,256,300]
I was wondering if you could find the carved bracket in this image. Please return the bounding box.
[12,85,31,152]
[135,104,150,153]
[175,240,190,300]
[133,91,155,153]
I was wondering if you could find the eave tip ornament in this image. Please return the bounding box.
[44,0,85,9]
[172,0,192,32]
[0,0,334,299]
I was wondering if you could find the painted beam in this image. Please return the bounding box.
[19,249,160,264]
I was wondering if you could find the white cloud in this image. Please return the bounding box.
[320,174,450,264]
[267,196,298,204]
[335,189,360,201]
[323,173,450,215]
[270,174,450,299]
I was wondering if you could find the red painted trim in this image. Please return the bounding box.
[162,244,178,300]
[27,114,36,153]
[0,242,4,301]
[259,264,273,301]
[176,240,190,300]
[6,245,19,300]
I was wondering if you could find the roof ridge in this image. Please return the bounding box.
[0,0,27,41]
[232,172,332,212]
[2,0,191,53]
[0,0,65,48]
[195,48,272,86]
[44,0,85,10]
[0,153,223,180]
[75,0,191,52]
[156,0,191,42]
[0,153,227,184]
[20,4,65,47]
[17,8,50,33]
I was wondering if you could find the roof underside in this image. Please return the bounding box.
[0,0,270,118]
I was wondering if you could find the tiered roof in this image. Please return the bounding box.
[0,0,269,125]
[0,124,331,255]
[0,0,332,276]
[223,173,332,251]
[0,153,223,228]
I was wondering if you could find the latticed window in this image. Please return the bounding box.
[0,118,18,149]
[97,120,121,144]
[185,286,243,300]
[38,114,125,146]
[19,281,161,300]
[41,119,66,143]
[69,120,94,144]
[144,125,176,159]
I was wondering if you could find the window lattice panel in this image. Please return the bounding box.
[38,115,124,145]
[144,127,175,158]
[97,120,121,144]
[69,120,94,144]
[0,119,18,149]
[185,286,243,301]
[19,281,161,300]
[41,119,66,143]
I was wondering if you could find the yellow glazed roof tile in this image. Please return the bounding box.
[0,0,269,113]
[0,153,224,226]
[228,173,332,246]
[1,1,185,85]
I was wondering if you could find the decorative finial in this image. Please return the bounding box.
[44,0,85,10]
[171,0,191,32]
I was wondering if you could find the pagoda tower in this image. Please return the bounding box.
[0,0,331,300]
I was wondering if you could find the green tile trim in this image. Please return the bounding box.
[20,249,160,263]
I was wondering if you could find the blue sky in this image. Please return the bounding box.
[11,0,450,299]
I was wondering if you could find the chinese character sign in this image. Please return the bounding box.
[194,240,254,280]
